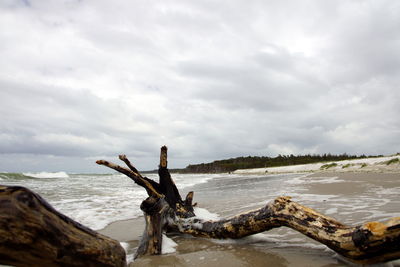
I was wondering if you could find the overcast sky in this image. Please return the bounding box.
[1,0,399,172]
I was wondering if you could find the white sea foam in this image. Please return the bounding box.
[238,233,282,244]
[371,187,400,195]
[56,188,148,230]
[211,233,275,245]
[211,232,328,250]
[52,173,220,230]
[193,207,220,221]
[172,173,222,189]
[284,175,345,185]
[23,171,70,178]
[120,242,134,264]
[325,207,338,215]
[48,173,220,230]
[120,241,129,251]
[162,234,177,254]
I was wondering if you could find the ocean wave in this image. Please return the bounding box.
[23,171,70,179]
[0,172,34,180]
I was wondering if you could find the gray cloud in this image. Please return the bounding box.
[0,0,399,172]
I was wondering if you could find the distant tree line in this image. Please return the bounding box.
[171,153,382,173]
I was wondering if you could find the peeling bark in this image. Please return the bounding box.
[134,197,173,259]
[173,196,400,264]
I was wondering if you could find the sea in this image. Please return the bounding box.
[0,171,217,230]
[1,171,400,266]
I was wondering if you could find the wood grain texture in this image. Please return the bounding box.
[173,196,400,263]
[0,185,126,267]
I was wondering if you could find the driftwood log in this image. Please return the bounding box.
[0,185,126,267]
[96,146,400,264]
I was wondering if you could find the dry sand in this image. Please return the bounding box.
[233,155,400,175]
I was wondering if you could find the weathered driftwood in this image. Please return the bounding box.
[174,197,400,264]
[0,185,126,267]
[96,146,400,264]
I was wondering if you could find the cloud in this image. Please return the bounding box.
[0,0,399,172]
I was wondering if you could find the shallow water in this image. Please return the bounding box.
[99,171,400,266]
[191,173,400,248]
[2,171,400,266]
[0,171,219,230]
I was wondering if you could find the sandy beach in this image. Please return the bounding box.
[233,155,400,175]
[98,159,400,266]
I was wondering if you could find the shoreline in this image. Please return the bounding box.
[99,171,400,266]
[233,155,400,175]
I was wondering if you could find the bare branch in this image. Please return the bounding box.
[96,160,162,198]
[160,146,168,168]
[119,154,140,174]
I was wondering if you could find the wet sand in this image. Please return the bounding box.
[129,238,344,267]
[99,172,400,266]
[307,172,400,195]
[101,225,344,267]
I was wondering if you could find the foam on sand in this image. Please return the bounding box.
[193,207,221,221]
[162,234,178,254]
[119,242,134,264]
[284,175,345,185]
